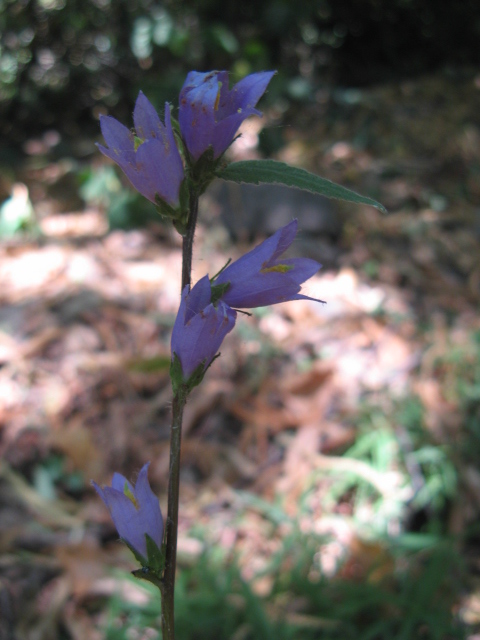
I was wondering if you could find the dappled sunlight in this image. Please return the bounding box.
[1,55,479,639]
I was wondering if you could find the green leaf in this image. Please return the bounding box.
[215,160,386,213]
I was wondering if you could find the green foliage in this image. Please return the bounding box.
[32,453,84,499]
[216,160,387,212]
[104,528,465,640]
[0,184,36,237]
[437,329,480,466]
[2,0,478,146]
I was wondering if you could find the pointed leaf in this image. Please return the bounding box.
[215,159,386,213]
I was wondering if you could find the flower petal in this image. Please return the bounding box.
[101,485,149,558]
[223,70,276,117]
[99,116,135,164]
[172,297,236,379]
[134,463,163,549]
[133,91,166,142]
[183,275,212,323]
[215,232,282,285]
[111,472,133,494]
[214,220,323,308]
[179,70,275,160]
[267,219,298,264]
[98,100,184,207]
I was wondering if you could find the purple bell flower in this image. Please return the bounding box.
[179,70,276,161]
[97,92,184,208]
[171,275,237,380]
[92,462,163,561]
[214,220,324,308]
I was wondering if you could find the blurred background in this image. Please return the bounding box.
[1,0,480,638]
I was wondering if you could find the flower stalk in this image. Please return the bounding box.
[161,389,187,640]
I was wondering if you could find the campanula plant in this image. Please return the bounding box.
[93,68,385,640]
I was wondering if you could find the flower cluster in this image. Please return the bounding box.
[171,219,323,386]
[94,71,326,573]
[98,71,275,211]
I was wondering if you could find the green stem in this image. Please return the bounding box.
[161,391,186,639]
[160,189,199,639]
[181,190,199,289]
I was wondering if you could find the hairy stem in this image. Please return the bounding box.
[161,391,186,639]
[181,190,199,290]
[161,189,199,639]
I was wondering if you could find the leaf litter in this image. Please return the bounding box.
[0,70,479,637]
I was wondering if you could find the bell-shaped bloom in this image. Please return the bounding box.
[179,70,276,161]
[171,275,237,380]
[97,92,184,207]
[92,462,163,561]
[214,219,324,308]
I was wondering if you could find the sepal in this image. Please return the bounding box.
[210,281,231,304]
[122,533,165,578]
[170,352,222,396]
[145,533,166,575]
[154,179,190,234]
[170,352,185,396]
[122,537,148,567]
[170,352,208,395]
[188,147,223,194]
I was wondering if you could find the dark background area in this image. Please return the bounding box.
[1,0,480,146]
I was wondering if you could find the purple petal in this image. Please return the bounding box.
[222,71,276,116]
[133,92,166,142]
[209,112,255,158]
[183,275,212,323]
[172,286,188,356]
[111,156,157,203]
[215,223,294,287]
[172,300,236,379]
[267,219,298,264]
[99,116,135,164]
[163,104,183,163]
[92,464,163,559]
[220,273,301,307]
[179,70,275,160]
[111,472,133,494]
[179,72,221,160]
[134,463,163,549]
[289,292,326,304]
[278,257,322,283]
[220,268,323,307]
[93,479,148,558]
[101,486,149,558]
[136,138,181,206]
[180,71,229,109]
[214,220,323,308]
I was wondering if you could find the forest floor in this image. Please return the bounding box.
[0,70,479,640]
